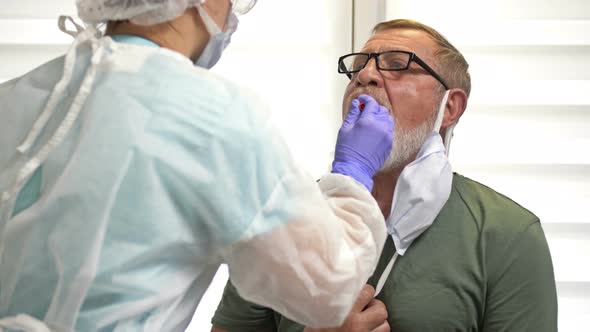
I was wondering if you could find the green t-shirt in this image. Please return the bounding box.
[211,173,558,332]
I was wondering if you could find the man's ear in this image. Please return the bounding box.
[441,88,468,130]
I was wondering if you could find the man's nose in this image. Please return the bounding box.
[355,57,384,88]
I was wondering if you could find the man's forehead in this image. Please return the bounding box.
[361,28,435,56]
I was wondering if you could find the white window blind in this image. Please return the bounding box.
[355,0,589,330]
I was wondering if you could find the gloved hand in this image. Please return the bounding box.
[331,94,394,192]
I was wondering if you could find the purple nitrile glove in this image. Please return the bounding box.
[331,94,394,192]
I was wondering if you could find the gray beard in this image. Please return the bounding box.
[379,109,438,173]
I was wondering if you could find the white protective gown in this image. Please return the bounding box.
[0,34,386,331]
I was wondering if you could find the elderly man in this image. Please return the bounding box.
[209,19,558,332]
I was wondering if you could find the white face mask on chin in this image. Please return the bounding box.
[387,90,454,256]
[194,6,239,69]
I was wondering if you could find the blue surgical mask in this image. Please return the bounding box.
[195,6,239,69]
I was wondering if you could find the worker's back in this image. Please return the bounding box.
[0,37,270,331]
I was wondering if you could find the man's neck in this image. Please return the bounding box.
[371,168,403,218]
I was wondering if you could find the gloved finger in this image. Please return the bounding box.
[369,105,392,124]
[377,105,391,118]
[343,98,362,128]
[379,106,395,130]
[356,94,379,114]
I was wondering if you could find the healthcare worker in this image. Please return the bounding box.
[0,0,394,331]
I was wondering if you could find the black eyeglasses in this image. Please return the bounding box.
[338,50,449,90]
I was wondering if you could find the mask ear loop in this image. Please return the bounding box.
[444,123,457,157]
[374,251,398,297]
[433,90,449,135]
[196,5,223,35]
[432,90,458,157]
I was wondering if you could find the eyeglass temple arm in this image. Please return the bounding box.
[338,61,353,79]
[412,55,449,90]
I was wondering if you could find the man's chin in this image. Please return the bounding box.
[377,150,421,176]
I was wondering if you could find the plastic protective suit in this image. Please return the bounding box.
[0,2,387,331]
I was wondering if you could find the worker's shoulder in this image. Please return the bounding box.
[143,48,265,111]
[108,46,271,130]
[451,173,539,233]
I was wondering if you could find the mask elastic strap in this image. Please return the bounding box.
[374,252,398,297]
[444,122,456,157]
[433,90,458,156]
[433,90,449,134]
[197,6,223,35]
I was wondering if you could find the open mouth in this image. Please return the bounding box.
[349,92,390,111]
